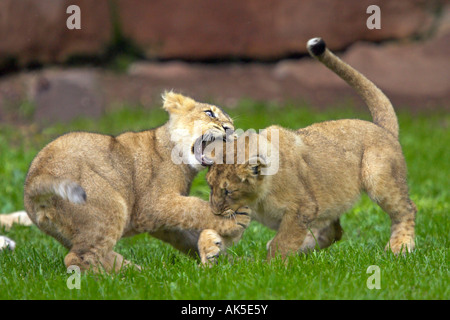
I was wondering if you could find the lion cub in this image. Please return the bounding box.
[23,92,250,272]
[203,38,416,260]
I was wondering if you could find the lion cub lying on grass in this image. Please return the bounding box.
[201,38,416,261]
[22,92,250,272]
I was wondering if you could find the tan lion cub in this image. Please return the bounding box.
[202,38,416,260]
[23,92,250,272]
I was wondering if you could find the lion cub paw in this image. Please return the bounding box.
[0,236,16,251]
[229,206,252,237]
[385,237,415,256]
[198,229,224,266]
[235,206,252,225]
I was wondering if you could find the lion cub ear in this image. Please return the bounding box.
[162,91,196,114]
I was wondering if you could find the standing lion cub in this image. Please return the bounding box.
[202,38,416,261]
[23,92,250,272]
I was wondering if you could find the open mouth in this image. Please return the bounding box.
[193,132,227,166]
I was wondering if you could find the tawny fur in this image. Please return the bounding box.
[203,38,416,260]
[23,92,250,273]
[198,206,252,265]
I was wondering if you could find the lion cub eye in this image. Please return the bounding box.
[204,110,216,118]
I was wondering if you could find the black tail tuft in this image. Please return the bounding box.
[307,37,326,57]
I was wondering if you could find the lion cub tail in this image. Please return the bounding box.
[307,37,399,139]
[26,175,87,205]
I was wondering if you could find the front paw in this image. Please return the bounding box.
[219,206,251,238]
[198,229,224,266]
[234,206,252,229]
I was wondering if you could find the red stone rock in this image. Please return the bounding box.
[0,0,111,67]
[31,69,104,123]
[116,0,436,59]
[0,0,440,66]
[0,30,448,124]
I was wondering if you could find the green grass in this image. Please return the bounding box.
[0,101,448,300]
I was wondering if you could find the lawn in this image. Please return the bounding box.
[0,100,448,300]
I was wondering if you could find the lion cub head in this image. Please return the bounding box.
[205,132,275,216]
[163,91,234,170]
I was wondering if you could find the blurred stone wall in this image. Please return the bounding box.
[0,0,439,64]
[0,0,448,123]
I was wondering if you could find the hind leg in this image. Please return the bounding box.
[379,195,416,255]
[64,249,137,273]
[33,195,134,273]
[64,241,129,274]
[362,149,416,255]
[61,204,136,273]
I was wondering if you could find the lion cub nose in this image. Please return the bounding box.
[223,125,234,140]
[222,125,232,132]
